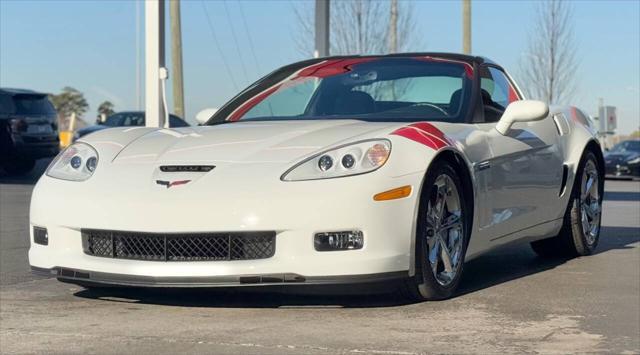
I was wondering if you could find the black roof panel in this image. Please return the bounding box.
[0,87,47,96]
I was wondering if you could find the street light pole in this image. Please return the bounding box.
[145,0,166,128]
[170,0,185,120]
[389,0,398,53]
[314,0,330,58]
[462,0,471,54]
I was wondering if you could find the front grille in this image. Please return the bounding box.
[82,230,275,261]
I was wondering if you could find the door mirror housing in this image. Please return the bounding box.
[495,100,549,135]
[195,108,218,125]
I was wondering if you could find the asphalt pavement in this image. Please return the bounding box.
[0,159,638,354]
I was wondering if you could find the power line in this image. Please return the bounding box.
[200,0,239,91]
[222,0,249,84]
[237,0,261,75]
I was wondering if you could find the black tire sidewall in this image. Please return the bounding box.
[569,151,603,255]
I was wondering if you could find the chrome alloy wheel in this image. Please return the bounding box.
[580,159,601,245]
[425,174,464,286]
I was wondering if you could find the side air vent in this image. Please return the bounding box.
[559,164,569,196]
[553,113,570,136]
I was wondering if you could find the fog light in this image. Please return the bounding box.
[314,231,363,251]
[33,227,48,246]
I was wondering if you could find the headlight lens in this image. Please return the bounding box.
[281,139,391,181]
[46,142,99,181]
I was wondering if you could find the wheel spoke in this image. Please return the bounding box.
[581,206,590,233]
[426,204,438,227]
[440,211,462,231]
[434,190,446,225]
[429,237,440,275]
[582,176,592,198]
[583,202,594,219]
[438,235,454,273]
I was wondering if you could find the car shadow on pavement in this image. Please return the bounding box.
[73,283,412,308]
[73,225,639,308]
[457,225,639,297]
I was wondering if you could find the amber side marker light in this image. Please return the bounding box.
[373,185,412,201]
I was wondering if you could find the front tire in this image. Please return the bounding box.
[531,151,603,257]
[401,160,470,301]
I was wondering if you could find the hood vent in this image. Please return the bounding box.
[159,165,215,173]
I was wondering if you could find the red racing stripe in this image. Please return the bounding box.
[228,84,283,121]
[295,58,376,78]
[391,123,453,150]
[169,180,191,188]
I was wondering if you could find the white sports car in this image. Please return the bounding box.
[29,54,604,300]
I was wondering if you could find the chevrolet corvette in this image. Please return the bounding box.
[29,53,604,300]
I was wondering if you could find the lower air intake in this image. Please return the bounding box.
[82,229,275,262]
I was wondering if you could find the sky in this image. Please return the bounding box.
[1,0,639,134]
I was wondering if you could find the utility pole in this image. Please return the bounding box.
[314,0,330,58]
[145,0,166,128]
[170,0,185,119]
[462,0,471,54]
[389,0,398,53]
[135,0,141,110]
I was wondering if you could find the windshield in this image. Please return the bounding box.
[611,141,640,153]
[210,57,473,124]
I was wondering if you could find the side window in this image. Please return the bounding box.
[169,115,189,127]
[243,79,316,119]
[0,94,16,115]
[122,114,145,126]
[480,67,521,123]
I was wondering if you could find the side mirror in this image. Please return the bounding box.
[495,100,549,135]
[195,107,218,125]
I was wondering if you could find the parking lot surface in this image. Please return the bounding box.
[1,161,639,354]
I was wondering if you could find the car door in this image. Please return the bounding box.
[475,66,564,244]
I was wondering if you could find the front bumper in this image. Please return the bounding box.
[28,170,423,286]
[32,266,407,288]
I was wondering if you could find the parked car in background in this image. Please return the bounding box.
[0,88,59,175]
[74,111,189,140]
[604,140,640,178]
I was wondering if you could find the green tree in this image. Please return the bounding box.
[97,101,115,118]
[49,87,89,119]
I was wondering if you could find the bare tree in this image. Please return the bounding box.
[293,0,418,57]
[520,0,577,104]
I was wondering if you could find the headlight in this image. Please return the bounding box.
[281,139,391,181]
[46,142,99,181]
[628,156,640,165]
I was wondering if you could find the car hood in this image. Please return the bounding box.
[109,120,399,165]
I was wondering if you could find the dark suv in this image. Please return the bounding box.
[0,88,60,174]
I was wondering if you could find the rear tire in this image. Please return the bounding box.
[401,160,471,301]
[531,151,603,258]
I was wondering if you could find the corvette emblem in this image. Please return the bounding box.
[156,180,191,188]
